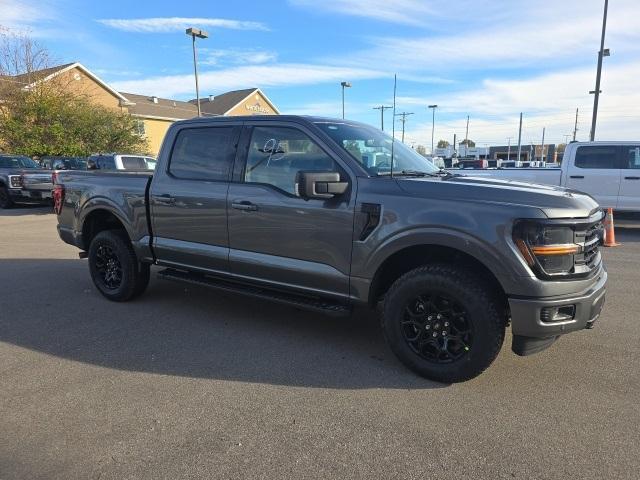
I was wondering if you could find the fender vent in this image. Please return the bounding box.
[359,203,381,241]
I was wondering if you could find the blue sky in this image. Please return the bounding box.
[3,0,640,148]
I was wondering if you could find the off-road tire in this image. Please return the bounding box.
[88,230,149,302]
[382,264,505,383]
[0,185,14,209]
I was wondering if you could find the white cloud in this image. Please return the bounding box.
[402,61,640,147]
[111,63,384,98]
[200,48,277,66]
[97,17,268,33]
[0,0,57,34]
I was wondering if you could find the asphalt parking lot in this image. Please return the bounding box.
[1,206,639,479]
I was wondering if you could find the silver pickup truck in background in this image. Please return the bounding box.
[452,142,640,211]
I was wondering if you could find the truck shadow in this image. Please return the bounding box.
[0,205,52,216]
[0,259,446,390]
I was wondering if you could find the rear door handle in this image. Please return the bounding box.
[569,175,584,179]
[231,201,258,211]
[624,176,640,180]
[154,194,175,205]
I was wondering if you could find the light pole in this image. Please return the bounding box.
[506,137,513,161]
[589,0,609,141]
[186,27,208,117]
[428,104,438,154]
[341,81,351,119]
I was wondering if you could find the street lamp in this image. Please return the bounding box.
[428,104,438,154]
[589,0,609,141]
[341,81,351,119]
[186,27,208,117]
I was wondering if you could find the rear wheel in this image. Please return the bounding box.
[88,230,149,301]
[382,264,505,383]
[0,185,14,209]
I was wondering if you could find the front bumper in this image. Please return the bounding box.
[9,188,52,201]
[509,268,607,355]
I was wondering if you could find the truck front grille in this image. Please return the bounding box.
[574,220,604,273]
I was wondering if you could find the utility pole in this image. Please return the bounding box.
[465,115,469,144]
[373,105,392,131]
[453,133,457,160]
[540,127,546,162]
[395,112,414,143]
[516,112,523,163]
[590,0,609,141]
[573,108,579,141]
[564,134,571,144]
[428,105,438,154]
[506,137,513,161]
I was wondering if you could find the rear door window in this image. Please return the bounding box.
[623,146,640,169]
[575,146,619,169]
[169,127,239,181]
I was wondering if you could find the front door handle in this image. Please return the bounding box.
[569,175,584,179]
[624,176,640,180]
[154,194,175,205]
[231,201,258,211]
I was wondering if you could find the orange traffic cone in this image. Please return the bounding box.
[603,207,620,247]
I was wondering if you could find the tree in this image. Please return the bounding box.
[415,144,428,157]
[0,30,148,156]
[437,139,450,148]
[459,139,476,147]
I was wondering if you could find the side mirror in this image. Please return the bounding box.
[296,171,348,199]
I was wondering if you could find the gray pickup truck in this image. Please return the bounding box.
[54,116,607,382]
[0,154,54,208]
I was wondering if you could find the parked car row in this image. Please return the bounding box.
[0,153,156,209]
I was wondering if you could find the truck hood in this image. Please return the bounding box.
[396,174,601,219]
[20,170,54,190]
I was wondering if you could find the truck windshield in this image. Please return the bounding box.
[0,156,39,169]
[314,121,439,176]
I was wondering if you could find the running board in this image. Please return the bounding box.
[157,268,351,317]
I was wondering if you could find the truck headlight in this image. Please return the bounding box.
[513,222,579,276]
[9,175,23,188]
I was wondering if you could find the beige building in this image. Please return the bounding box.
[1,62,280,156]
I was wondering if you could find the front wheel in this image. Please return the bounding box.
[0,185,14,209]
[382,264,505,383]
[88,230,150,302]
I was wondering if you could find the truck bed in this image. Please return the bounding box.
[55,170,153,256]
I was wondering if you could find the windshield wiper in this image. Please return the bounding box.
[377,170,434,177]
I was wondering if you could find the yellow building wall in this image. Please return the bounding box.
[51,67,125,111]
[226,91,278,116]
[141,118,173,156]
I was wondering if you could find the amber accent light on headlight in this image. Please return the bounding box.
[530,245,580,256]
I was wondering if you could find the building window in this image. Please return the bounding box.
[135,119,146,137]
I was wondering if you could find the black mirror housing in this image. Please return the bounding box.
[296,171,348,199]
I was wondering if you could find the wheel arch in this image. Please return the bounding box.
[366,234,511,313]
[80,206,131,250]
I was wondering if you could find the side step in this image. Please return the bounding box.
[157,268,351,317]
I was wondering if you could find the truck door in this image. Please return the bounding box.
[149,124,241,273]
[618,144,640,211]
[226,123,355,300]
[565,144,621,209]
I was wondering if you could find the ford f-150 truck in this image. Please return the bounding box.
[456,142,640,211]
[0,154,54,208]
[54,116,607,382]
